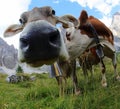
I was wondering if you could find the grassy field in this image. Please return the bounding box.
[0,56,120,109]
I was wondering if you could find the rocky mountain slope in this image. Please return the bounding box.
[110,11,120,52]
[0,37,18,69]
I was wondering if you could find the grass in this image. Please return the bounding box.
[0,56,120,109]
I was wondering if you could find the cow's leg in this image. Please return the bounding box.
[100,59,107,87]
[88,61,93,78]
[71,60,80,95]
[85,57,94,81]
[83,58,88,77]
[56,76,66,96]
[79,57,88,83]
[112,53,120,80]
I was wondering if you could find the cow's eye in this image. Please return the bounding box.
[52,10,55,15]
[19,19,23,24]
[19,18,26,25]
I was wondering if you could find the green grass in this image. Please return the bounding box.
[0,57,120,109]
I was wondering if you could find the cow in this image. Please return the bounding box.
[3,6,70,66]
[3,6,80,96]
[65,10,120,87]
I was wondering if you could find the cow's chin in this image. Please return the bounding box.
[21,58,57,67]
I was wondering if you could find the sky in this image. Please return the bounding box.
[0,0,120,49]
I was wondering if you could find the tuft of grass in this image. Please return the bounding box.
[19,81,35,88]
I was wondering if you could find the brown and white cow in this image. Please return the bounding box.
[65,10,120,87]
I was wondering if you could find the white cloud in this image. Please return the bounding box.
[53,0,59,3]
[0,0,31,49]
[69,0,120,16]
[69,0,120,27]
[99,16,112,27]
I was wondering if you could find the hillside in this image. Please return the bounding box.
[0,58,120,109]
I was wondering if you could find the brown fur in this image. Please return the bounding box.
[78,10,114,45]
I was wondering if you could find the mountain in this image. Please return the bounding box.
[110,11,120,52]
[114,37,120,52]
[0,37,18,68]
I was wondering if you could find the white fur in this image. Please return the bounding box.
[65,27,93,60]
[58,27,69,60]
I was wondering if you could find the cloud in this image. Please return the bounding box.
[99,16,112,27]
[0,0,31,48]
[53,0,59,3]
[69,0,120,16]
[69,0,120,27]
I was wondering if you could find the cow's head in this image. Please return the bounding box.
[4,6,78,67]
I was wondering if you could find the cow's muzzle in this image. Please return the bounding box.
[19,20,61,66]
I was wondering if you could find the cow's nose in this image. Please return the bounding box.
[20,27,60,52]
[19,21,61,63]
[20,28,60,51]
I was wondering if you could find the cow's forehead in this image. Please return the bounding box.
[21,6,53,16]
[20,6,55,23]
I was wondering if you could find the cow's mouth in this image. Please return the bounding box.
[23,58,57,67]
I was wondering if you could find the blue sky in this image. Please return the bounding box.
[0,0,120,48]
[29,0,87,18]
[29,0,120,26]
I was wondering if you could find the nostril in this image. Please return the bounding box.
[20,38,30,53]
[49,34,58,44]
[20,38,29,49]
[49,29,60,47]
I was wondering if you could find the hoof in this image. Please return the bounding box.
[101,82,107,87]
[116,75,120,81]
[75,89,81,95]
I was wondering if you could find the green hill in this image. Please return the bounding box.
[0,55,120,109]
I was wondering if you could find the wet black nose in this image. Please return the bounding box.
[19,21,61,63]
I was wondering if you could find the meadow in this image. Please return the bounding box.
[0,54,120,109]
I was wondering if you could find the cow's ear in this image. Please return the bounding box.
[4,24,23,37]
[59,15,78,27]
[79,10,88,25]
